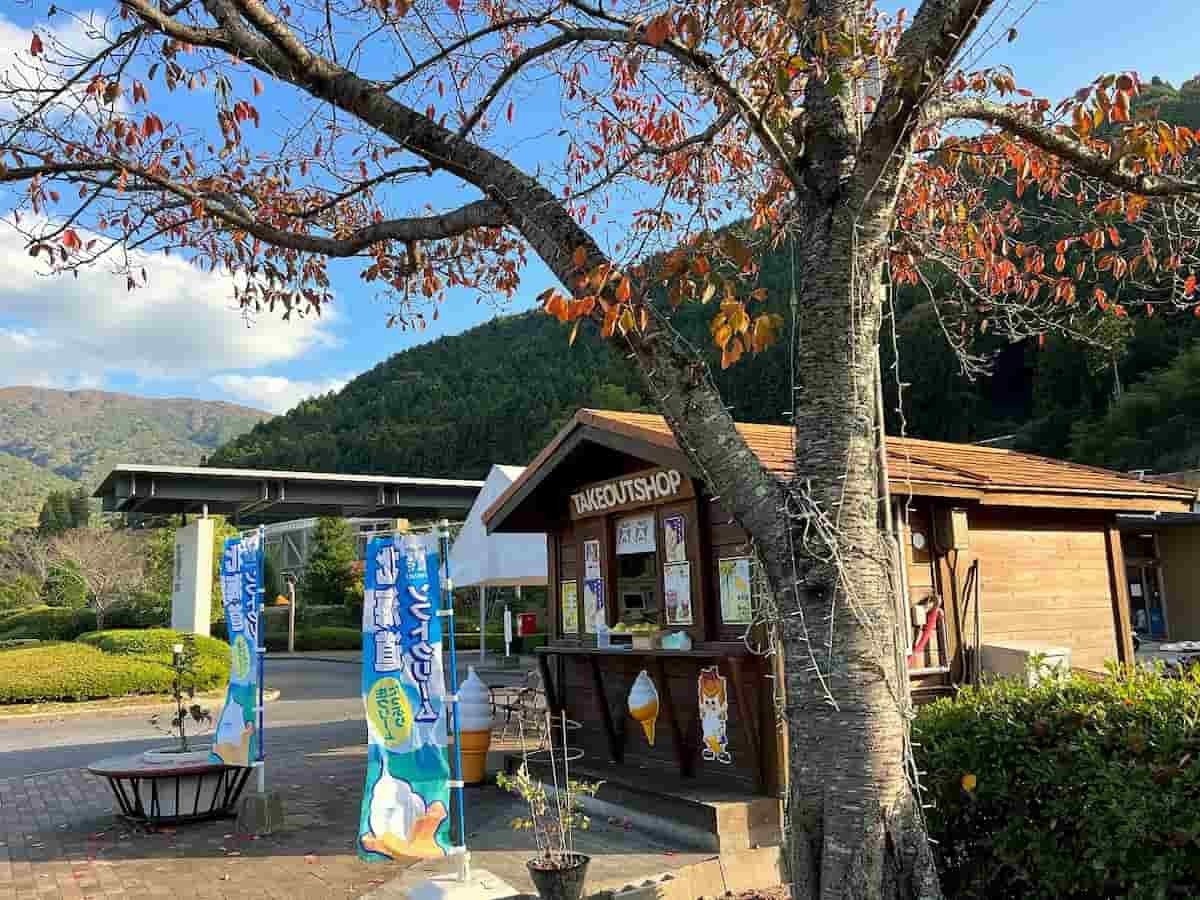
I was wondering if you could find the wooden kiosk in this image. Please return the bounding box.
[484,410,783,800]
[484,408,1198,815]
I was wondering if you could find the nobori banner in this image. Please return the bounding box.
[570,467,693,519]
[210,531,262,768]
[358,533,451,862]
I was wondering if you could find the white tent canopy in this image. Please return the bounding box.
[449,465,547,588]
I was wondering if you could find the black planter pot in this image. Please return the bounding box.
[527,853,590,900]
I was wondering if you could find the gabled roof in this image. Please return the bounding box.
[484,409,1197,530]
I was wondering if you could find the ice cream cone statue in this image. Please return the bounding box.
[627,670,660,746]
[457,666,493,784]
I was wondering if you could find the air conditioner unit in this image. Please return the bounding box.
[980,640,1071,686]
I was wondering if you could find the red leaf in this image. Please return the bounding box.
[446,0,461,12]
[1185,274,1197,299]
[30,33,43,56]
[252,77,263,96]
[506,101,514,124]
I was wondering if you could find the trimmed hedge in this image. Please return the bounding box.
[77,628,228,661]
[295,626,361,651]
[0,605,95,641]
[0,643,182,703]
[915,666,1200,900]
[454,632,546,653]
[264,626,361,652]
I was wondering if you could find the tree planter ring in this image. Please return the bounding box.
[142,747,213,765]
[527,853,590,900]
[87,753,252,825]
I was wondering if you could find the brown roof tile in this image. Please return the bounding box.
[581,409,1196,499]
[483,408,1196,527]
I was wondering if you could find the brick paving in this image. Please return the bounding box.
[0,745,706,900]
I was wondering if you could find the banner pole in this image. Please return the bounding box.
[438,520,469,882]
[257,523,266,794]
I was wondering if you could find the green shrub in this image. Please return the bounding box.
[453,631,545,653]
[0,643,174,703]
[77,628,228,662]
[0,605,95,641]
[105,592,170,629]
[296,603,357,629]
[0,574,42,613]
[42,561,86,608]
[915,665,1200,900]
[265,626,360,652]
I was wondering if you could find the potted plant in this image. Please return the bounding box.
[145,634,213,765]
[497,717,600,900]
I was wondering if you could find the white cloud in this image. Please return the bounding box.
[0,221,338,389]
[210,374,348,414]
[0,10,125,114]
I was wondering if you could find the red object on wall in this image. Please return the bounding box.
[517,612,537,636]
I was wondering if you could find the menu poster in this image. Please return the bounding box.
[583,539,601,580]
[718,557,753,624]
[616,514,656,555]
[663,514,686,563]
[561,580,580,635]
[583,578,605,634]
[663,562,693,625]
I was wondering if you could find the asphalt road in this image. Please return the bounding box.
[0,657,365,779]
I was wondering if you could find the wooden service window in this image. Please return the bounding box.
[615,512,659,626]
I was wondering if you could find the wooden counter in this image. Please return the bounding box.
[535,644,776,794]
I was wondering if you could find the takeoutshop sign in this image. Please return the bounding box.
[569,467,693,519]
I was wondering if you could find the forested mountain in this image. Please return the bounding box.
[214,75,1200,479]
[0,387,269,531]
[0,451,77,535]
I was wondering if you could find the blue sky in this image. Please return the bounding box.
[0,0,1198,413]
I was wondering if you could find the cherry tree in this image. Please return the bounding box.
[3,0,1199,895]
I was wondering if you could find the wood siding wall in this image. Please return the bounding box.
[1159,526,1200,641]
[968,509,1119,672]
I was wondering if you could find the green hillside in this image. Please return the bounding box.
[0,451,77,534]
[0,387,269,532]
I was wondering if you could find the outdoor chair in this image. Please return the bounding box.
[494,670,549,748]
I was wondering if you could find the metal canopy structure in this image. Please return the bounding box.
[94,463,483,524]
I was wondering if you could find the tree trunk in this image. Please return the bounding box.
[770,190,940,899]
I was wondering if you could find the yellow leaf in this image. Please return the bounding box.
[961,773,977,793]
[618,308,636,335]
[569,320,580,346]
[573,246,587,269]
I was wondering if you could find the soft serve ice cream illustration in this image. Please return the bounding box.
[627,670,660,746]
[211,699,254,766]
[360,768,448,861]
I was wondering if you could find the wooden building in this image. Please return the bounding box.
[483,409,1197,800]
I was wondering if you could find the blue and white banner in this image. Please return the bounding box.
[358,533,451,862]
[210,531,262,768]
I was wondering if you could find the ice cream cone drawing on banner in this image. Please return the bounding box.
[211,699,255,766]
[627,670,660,746]
[698,666,732,764]
[360,768,449,862]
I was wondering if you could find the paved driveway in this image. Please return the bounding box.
[0,657,705,899]
[0,658,364,779]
